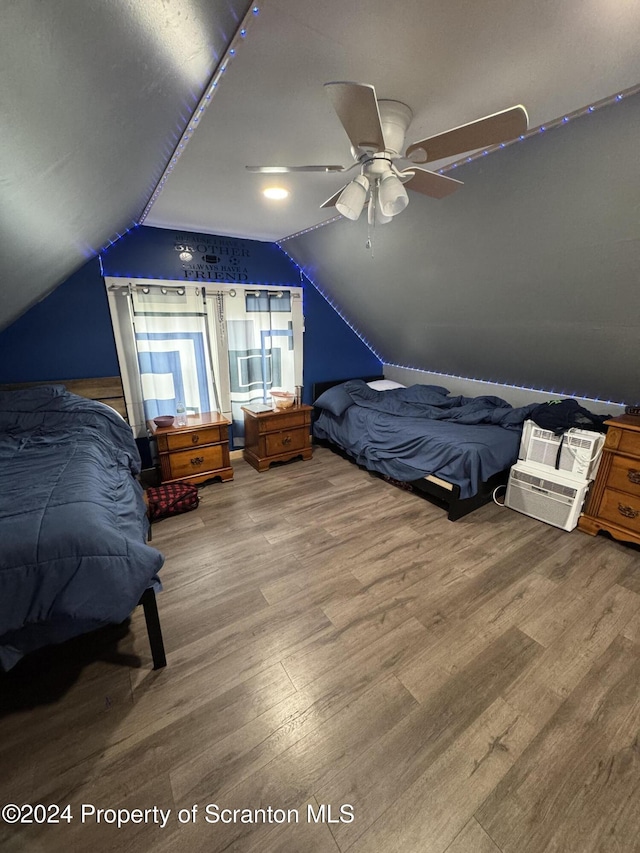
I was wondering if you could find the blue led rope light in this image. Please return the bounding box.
[435,83,640,176]
[279,215,342,244]
[383,363,627,408]
[280,83,640,242]
[97,9,261,255]
[97,221,139,257]
[276,242,383,360]
[276,247,630,404]
[276,85,638,404]
[277,243,628,404]
[136,6,261,226]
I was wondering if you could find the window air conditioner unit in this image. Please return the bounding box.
[505,462,591,531]
[518,420,605,482]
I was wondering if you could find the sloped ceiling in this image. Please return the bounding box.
[282,92,640,404]
[2,0,639,404]
[145,0,640,241]
[0,0,251,330]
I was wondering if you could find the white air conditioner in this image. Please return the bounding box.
[505,462,591,531]
[518,420,604,482]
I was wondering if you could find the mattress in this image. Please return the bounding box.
[313,380,537,500]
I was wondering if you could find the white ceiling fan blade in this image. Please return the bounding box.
[246,164,348,173]
[320,184,349,209]
[324,82,385,152]
[401,167,463,199]
[405,105,529,163]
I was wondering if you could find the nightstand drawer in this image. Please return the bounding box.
[258,411,308,433]
[606,456,640,498]
[168,444,226,479]
[166,426,222,451]
[265,428,308,456]
[598,488,640,535]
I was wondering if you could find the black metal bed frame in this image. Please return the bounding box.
[138,587,167,670]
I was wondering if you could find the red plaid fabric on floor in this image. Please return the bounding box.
[146,483,199,522]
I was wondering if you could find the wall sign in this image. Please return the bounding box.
[174,233,252,282]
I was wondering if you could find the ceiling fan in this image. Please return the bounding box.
[247,82,528,225]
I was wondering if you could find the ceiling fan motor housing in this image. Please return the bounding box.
[377,100,413,156]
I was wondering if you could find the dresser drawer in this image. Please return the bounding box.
[605,426,640,457]
[167,444,226,479]
[258,411,308,433]
[265,427,308,456]
[166,426,222,451]
[598,488,640,535]
[606,455,640,498]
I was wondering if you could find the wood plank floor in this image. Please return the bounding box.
[1,446,640,853]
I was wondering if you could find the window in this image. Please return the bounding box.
[105,279,303,444]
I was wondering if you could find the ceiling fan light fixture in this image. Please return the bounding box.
[367,189,392,226]
[336,174,369,221]
[378,171,409,217]
[263,186,289,200]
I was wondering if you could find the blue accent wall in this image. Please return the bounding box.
[0,225,381,405]
[101,225,297,283]
[301,283,382,402]
[0,257,119,382]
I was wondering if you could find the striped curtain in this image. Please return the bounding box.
[130,285,219,422]
[105,280,303,442]
[207,287,303,444]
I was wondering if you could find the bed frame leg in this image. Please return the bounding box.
[139,587,167,669]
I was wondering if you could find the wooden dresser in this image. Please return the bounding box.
[578,415,640,546]
[242,404,313,472]
[147,412,233,486]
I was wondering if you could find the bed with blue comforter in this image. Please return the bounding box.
[313,379,538,519]
[0,385,164,670]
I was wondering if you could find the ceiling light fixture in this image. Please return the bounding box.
[335,174,369,221]
[263,187,289,200]
[378,171,409,217]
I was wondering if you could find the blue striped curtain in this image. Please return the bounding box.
[131,286,218,421]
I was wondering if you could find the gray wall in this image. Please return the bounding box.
[284,92,640,405]
[384,366,625,417]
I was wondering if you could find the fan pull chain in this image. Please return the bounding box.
[366,181,378,256]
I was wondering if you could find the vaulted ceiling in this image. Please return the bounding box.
[2,0,639,331]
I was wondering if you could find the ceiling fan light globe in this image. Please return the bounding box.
[336,175,369,221]
[367,187,392,226]
[378,172,409,217]
[406,147,427,164]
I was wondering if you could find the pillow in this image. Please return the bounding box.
[366,379,406,391]
[313,384,354,416]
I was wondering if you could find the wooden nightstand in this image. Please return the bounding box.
[147,412,233,486]
[242,404,313,472]
[578,415,640,545]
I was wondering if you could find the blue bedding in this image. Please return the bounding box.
[0,385,164,670]
[313,381,538,500]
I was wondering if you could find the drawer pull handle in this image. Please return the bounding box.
[282,435,292,446]
[192,434,200,444]
[617,503,639,520]
[627,469,640,485]
[190,456,205,466]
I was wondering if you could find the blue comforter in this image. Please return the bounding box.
[314,381,538,499]
[0,385,164,669]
